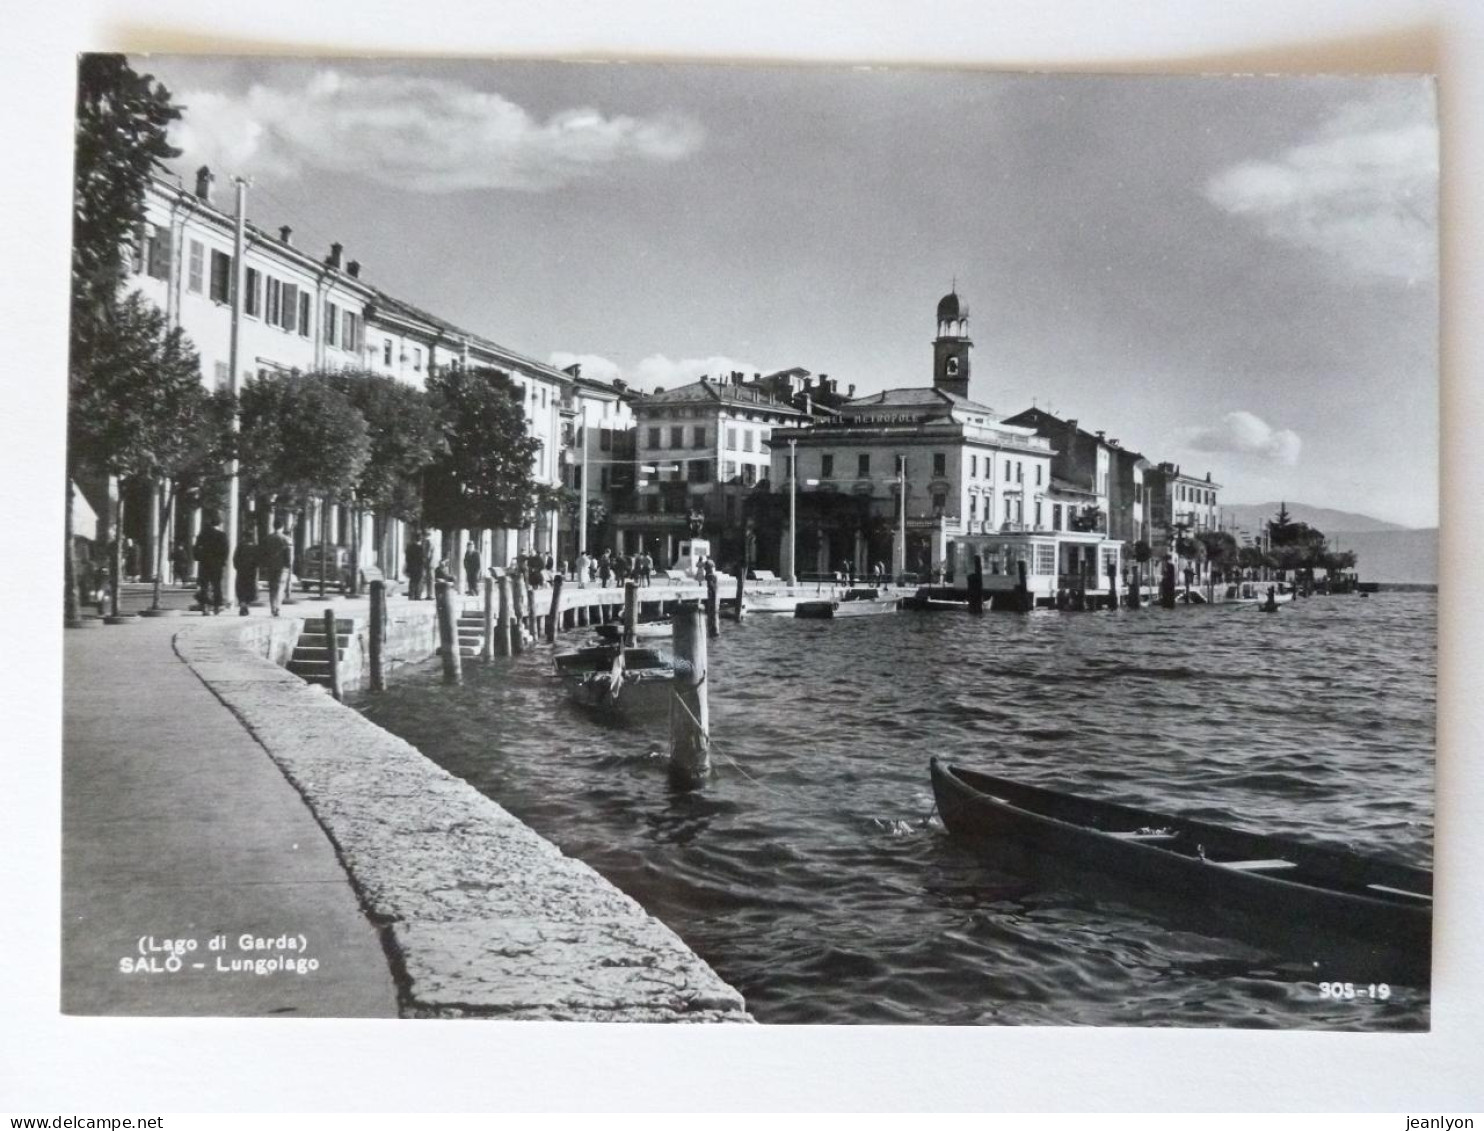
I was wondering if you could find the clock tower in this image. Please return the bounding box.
[933,289,972,399]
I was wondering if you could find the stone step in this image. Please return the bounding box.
[298,631,352,646]
[292,647,347,662]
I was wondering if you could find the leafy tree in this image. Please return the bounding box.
[1196,530,1240,582]
[237,373,370,505]
[66,54,183,623]
[421,366,542,533]
[69,292,206,615]
[322,369,441,521]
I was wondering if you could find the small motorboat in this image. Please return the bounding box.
[593,620,672,642]
[1226,581,1295,606]
[929,760,1431,979]
[795,589,899,618]
[743,590,807,614]
[562,645,674,719]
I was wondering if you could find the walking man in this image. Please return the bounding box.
[233,529,260,616]
[193,514,228,615]
[261,520,293,617]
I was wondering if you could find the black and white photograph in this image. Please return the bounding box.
[7,1,1484,1114]
[57,53,1441,1031]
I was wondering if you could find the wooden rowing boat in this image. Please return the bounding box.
[553,643,670,675]
[795,591,900,618]
[929,759,1431,976]
[593,620,672,641]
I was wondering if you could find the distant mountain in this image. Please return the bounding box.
[1222,502,1411,535]
[1329,529,1438,585]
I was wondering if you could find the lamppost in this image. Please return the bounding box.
[895,456,907,582]
[786,438,797,586]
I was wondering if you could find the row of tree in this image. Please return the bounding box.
[1150,503,1357,584]
[66,55,557,621]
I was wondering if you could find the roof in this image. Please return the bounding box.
[638,378,808,416]
[369,289,573,386]
[937,291,964,323]
[844,386,997,415]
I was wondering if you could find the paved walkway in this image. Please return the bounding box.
[62,611,399,1017]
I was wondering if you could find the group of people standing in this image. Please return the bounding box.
[575,549,659,588]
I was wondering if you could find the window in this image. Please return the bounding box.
[932,492,947,514]
[341,309,361,354]
[412,347,422,373]
[742,463,757,487]
[265,277,281,324]
[933,452,947,477]
[858,453,870,478]
[145,225,172,280]
[648,426,661,449]
[970,455,977,478]
[1036,465,1043,486]
[325,301,339,345]
[1035,544,1056,575]
[298,292,311,338]
[188,240,204,294]
[600,467,611,490]
[1053,504,1062,530]
[670,425,684,448]
[243,268,261,317]
[541,387,547,408]
[600,427,613,452]
[1004,459,1011,480]
[209,249,232,303]
[742,430,754,452]
[688,460,710,484]
[821,453,834,479]
[1016,462,1023,483]
[282,284,299,334]
[383,340,393,366]
[645,493,660,514]
[727,426,738,450]
[1034,500,1043,528]
[1004,497,1013,523]
[969,495,978,517]
[724,460,738,481]
[693,425,707,448]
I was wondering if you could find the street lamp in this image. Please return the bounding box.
[786,439,797,586]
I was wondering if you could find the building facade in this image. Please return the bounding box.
[112,166,574,584]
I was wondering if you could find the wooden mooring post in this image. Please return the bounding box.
[733,570,746,621]
[1107,562,1120,611]
[669,602,710,789]
[481,574,496,660]
[1015,560,1031,613]
[495,574,513,657]
[546,574,564,644]
[1160,561,1177,609]
[623,580,638,647]
[968,555,984,615]
[323,608,343,701]
[368,580,386,691]
[510,574,526,655]
[1129,570,1142,610]
[705,571,720,638]
[436,579,462,685]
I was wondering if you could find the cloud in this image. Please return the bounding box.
[1183,411,1301,466]
[548,351,763,392]
[1204,83,1437,283]
[171,69,704,192]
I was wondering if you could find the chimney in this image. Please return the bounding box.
[347,260,361,278]
[327,242,343,270]
[1095,429,1106,441]
[613,378,627,392]
[562,363,582,378]
[278,225,293,246]
[804,393,813,416]
[848,383,856,398]
[194,165,215,204]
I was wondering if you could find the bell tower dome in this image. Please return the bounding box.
[933,288,972,399]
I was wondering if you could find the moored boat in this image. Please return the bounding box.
[743,590,808,614]
[553,643,670,675]
[593,620,673,641]
[929,759,1431,976]
[795,590,899,618]
[1225,581,1295,605]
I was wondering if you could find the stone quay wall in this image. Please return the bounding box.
[176,579,752,1021]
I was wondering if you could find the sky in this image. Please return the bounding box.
[131,57,1439,528]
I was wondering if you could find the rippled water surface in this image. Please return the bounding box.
[356,592,1435,1029]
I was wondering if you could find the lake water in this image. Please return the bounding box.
[355,591,1435,1029]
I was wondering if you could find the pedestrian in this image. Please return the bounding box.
[170,543,190,587]
[433,555,456,588]
[463,542,482,596]
[406,534,425,601]
[419,534,436,599]
[193,514,228,615]
[640,551,653,587]
[543,551,554,580]
[233,528,259,616]
[260,519,293,617]
[598,551,612,588]
[577,550,590,586]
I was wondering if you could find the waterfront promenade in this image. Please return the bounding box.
[61,583,751,1022]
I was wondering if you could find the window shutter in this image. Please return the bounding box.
[148,226,172,280]
[283,284,299,333]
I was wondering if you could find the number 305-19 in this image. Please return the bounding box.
[1318,982,1390,999]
